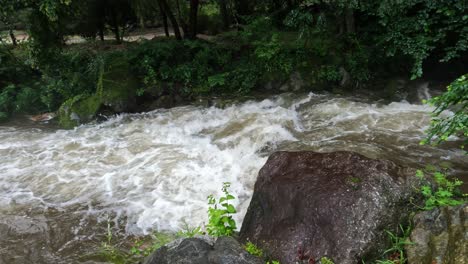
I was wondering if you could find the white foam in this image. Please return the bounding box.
[0,93,465,235]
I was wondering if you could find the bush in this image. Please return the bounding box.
[416,169,465,210]
[206,182,237,237]
[422,74,467,149]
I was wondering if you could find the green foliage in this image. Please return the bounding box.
[40,47,98,110]
[244,241,263,258]
[375,225,413,264]
[421,74,467,149]
[416,169,465,210]
[99,219,129,264]
[129,232,174,258]
[316,65,341,83]
[129,39,231,95]
[367,1,467,79]
[198,2,223,35]
[320,257,335,264]
[176,222,203,238]
[206,182,237,237]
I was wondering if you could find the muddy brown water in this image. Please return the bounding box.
[0,92,466,263]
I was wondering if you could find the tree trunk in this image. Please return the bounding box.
[219,0,229,30]
[110,7,121,42]
[345,8,355,34]
[9,28,17,46]
[157,0,170,37]
[187,0,199,39]
[175,0,188,37]
[139,16,145,29]
[97,0,106,41]
[158,0,182,40]
[98,26,105,41]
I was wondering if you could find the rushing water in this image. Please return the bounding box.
[0,92,466,263]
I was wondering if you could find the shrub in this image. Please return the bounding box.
[416,169,465,210]
[206,182,237,237]
[244,241,263,258]
[421,74,467,149]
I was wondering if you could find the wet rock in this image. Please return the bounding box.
[143,236,262,264]
[150,95,174,109]
[99,54,138,113]
[28,112,56,122]
[239,151,420,264]
[58,94,101,128]
[406,205,467,264]
[339,67,350,87]
[280,72,306,92]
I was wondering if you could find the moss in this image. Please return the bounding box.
[58,94,101,129]
[58,53,137,129]
[98,52,138,112]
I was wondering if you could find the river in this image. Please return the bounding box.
[0,92,466,263]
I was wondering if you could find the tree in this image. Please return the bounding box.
[423,74,468,149]
[158,0,182,40]
[187,0,200,39]
[0,0,28,45]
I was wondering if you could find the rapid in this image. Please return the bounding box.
[0,92,466,263]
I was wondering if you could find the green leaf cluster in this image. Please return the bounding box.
[416,169,465,210]
[374,225,413,264]
[244,241,264,258]
[206,182,237,237]
[422,74,467,149]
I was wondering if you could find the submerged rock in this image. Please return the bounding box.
[239,151,420,264]
[143,236,262,264]
[406,205,467,264]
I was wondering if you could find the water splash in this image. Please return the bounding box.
[0,92,466,263]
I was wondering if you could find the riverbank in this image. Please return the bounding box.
[2,17,464,128]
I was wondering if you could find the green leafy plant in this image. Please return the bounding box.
[320,257,335,264]
[99,219,128,264]
[129,232,174,257]
[244,241,263,258]
[176,221,203,238]
[206,182,237,237]
[416,169,465,210]
[376,225,413,264]
[421,74,467,150]
[266,261,280,264]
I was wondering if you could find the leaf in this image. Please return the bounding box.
[226,204,237,214]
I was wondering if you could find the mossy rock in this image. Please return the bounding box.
[58,53,139,128]
[58,94,101,129]
[98,53,138,112]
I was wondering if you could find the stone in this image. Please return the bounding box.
[99,53,138,113]
[58,94,101,128]
[239,151,420,264]
[406,205,467,264]
[143,236,262,264]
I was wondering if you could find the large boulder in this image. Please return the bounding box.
[58,94,101,128]
[143,236,262,264]
[98,53,138,113]
[58,53,138,128]
[239,151,420,264]
[406,205,467,264]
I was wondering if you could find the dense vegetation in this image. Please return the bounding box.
[0,0,466,126]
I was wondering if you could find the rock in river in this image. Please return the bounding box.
[406,204,467,264]
[239,151,420,264]
[143,236,262,264]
